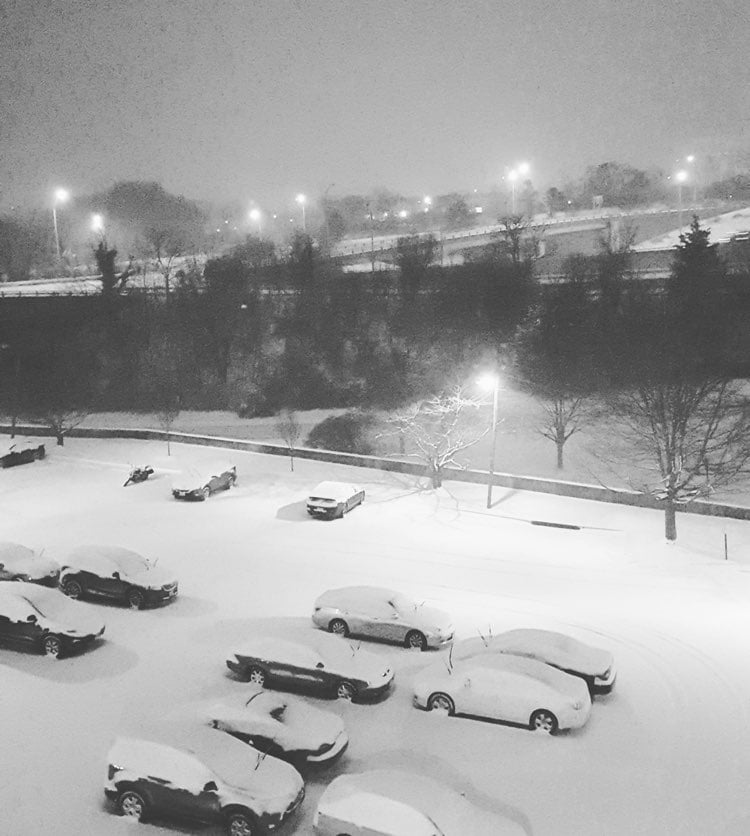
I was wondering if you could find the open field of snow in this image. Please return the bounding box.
[3,437,750,835]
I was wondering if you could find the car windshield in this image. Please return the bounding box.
[113,552,152,577]
[388,593,417,615]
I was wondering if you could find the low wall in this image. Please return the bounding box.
[3,424,750,522]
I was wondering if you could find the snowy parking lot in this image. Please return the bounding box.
[3,437,750,835]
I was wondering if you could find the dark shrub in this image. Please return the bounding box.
[306,411,376,455]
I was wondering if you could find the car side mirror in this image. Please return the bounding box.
[26,614,37,623]
[112,572,120,580]
[203,780,218,793]
[316,662,324,669]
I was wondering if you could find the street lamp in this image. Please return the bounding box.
[506,163,530,214]
[249,208,262,237]
[295,193,307,232]
[675,169,688,233]
[477,372,500,509]
[52,187,70,260]
[91,213,104,235]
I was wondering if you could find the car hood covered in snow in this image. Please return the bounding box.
[0,542,59,579]
[318,770,526,836]
[1,582,105,636]
[454,629,614,677]
[62,545,176,589]
[315,586,452,633]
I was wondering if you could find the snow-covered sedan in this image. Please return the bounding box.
[172,464,237,501]
[0,541,60,586]
[412,654,591,733]
[0,435,46,468]
[105,728,304,835]
[312,586,453,650]
[454,629,616,694]
[226,635,394,701]
[314,769,526,836]
[59,545,178,609]
[306,481,365,519]
[205,687,349,766]
[0,581,105,658]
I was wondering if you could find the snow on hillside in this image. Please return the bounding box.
[2,438,750,835]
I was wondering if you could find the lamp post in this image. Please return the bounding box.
[477,372,500,509]
[507,170,519,213]
[249,208,262,237]
[295,193,307,232]
[675,169,688,233]
[52,187,70,260]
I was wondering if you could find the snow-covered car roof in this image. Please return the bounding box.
[454,629,613,677]
[0,436,44,455]
[315,586,405,610]
[318,770,524,836]
[0,542,59,576]
[308,481,362,501]
[0,581,105,634]
[65,545,149,575]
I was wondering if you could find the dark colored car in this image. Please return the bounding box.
[0,581,105,658]
[59,545,178,609]
[105,730,304,835]
[0,541,60,586]
[172,464,237,501]
[226,635,394,702]
[0,436,46,469]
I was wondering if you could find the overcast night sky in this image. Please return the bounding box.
[2,0,750,210]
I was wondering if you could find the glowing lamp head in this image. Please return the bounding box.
[91,213,104,233]
[517,162,530,176]
[477,372,500,392]
[54,188,70,204]
[675,170,688,183]
[249,208,261,222]
[295,193,306,206]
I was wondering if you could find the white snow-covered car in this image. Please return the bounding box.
[205,687,349,765]
[0,435,46,468]
[312,586,454,650]
[454,629,617,695]
[59,545,178,609]
[0,581,105,658]
[314,769,526,836]
[171,463,237,501]
[0,541,60,586]
[226,634,394,702]
[104,728,304,834]
[412,654,591,733]
[306,481,365,519]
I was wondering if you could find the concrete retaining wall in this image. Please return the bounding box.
[3,424,750,522]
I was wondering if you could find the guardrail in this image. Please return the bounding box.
[3,424,749,522]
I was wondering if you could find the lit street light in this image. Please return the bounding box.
[477,372,500,509]
[52,187,70,260]
[295,193,307,232]
[675,169,688,233]
[249,208,262,237]
[91,213,104,235]
[506,163,530,214]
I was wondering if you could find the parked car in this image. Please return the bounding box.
[0,541,60,586]
[453,628,616,695]
[226,634,394,702]
[306,481,365,519]
[314,769,526,836]
[312,586,453,650]
[105,728,304,834]
[59,545,178,609]
[0,581,105,658]
[412,654,591,733]
[205,687,348,766]
[172,464,237,501]
[0,436,46,468]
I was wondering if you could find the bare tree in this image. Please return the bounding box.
[539,396,587,470]
[496,215,537,264]
[44,410,88,447]
[384,387,488,488]
[144,227,185,300]
[276,409,301,471]
[611,380,750,541]
[140,335,181,455]
[157,398,181,457]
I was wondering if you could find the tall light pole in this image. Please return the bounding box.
[249,208,262,237]
[686,154,697,203]
[675,169,688,233]
[52,187,70,260]
[295,193,307,232]
[507,170,519,213]
[477,372,500,509]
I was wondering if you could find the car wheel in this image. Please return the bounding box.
[42,635,62,658]
[127,589,144,610]
[200,486,211,501]
[336,681,356,701]
[62,579,83,600]
[117,789,147,821]
[248,666,266,687]
[427,692,455,715]
[329,618,350,637]
[405,630,427,651]
[530,709,558,734]
[225,809,257,836]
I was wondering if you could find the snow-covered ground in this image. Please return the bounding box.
[3,437,750,835]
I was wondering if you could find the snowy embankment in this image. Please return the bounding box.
[2,437,750,835]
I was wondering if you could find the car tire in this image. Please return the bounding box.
[42,634,62,658]
[336,681,356,701]
[405,630,427,651]
[329,618,350,637]
[224,807,257,836]
[247,666,266,687]
[200,486,211,501]
[127,589,144,610]
[62,579,83,600]
[530,709,558,734]
[117,788,148,821]
[427,692,455,715]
